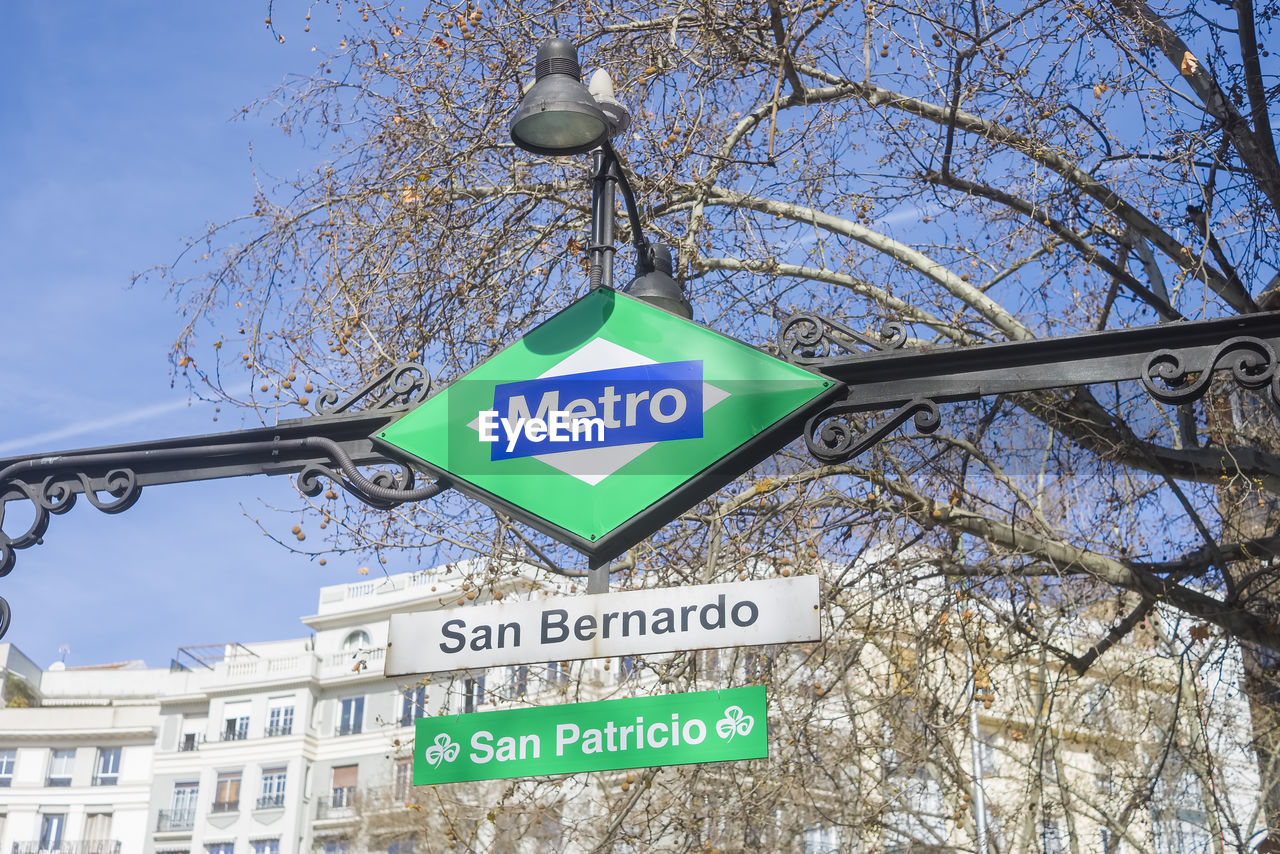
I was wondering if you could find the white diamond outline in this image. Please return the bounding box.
[467,337,730,486]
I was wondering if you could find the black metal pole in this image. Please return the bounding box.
[588,149,617,290]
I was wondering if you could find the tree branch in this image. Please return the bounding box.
[1109,0,1280,222]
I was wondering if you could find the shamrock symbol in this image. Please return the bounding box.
[424,733,460,767]
[715,706,754,741]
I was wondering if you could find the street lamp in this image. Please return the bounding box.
[510,37,693,320]
[508,38,608,156]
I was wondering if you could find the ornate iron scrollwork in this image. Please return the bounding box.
[0,362,444,638]
[316,361,432,414]
[1,469,142,577]
[804,395,942,463]
[1142,336,1280,405]
[779,311,906,365]
[296,437,448,510]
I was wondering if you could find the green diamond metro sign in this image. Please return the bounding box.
[374,289,839,563]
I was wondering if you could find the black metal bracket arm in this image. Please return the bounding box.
[781,311,1280,463]
[6,312,1280,641]
[0,363,447,636]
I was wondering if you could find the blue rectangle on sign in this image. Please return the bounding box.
[484,360,704,460]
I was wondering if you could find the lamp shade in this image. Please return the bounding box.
[510,38,609,156]
[625,245,693,319]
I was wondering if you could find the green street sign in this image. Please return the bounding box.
[413,685,767,785]
[375,290,838,562]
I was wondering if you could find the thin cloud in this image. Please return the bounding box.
[0,397,195,456]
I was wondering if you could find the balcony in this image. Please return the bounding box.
[335,723,362,736]
[256,793,287,810]
[219,727,250,742]
[265,723,293,737]
[316,788,358,819]
[210,800,239,814]
[12,842,122,854]
[156,809,195,832]
[177,733,202,752]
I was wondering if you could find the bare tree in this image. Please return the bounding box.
[153,0,1280,848]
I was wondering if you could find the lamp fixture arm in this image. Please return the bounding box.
[602,139,652,260]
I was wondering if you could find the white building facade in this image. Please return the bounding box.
[0,564,1270,853]
[0,567,496,854]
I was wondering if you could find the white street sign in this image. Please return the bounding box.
[384,576,820,676]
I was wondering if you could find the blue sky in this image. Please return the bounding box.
[0,4,364,667]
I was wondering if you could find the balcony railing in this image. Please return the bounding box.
[156,809,196,832]
[177,733,202,752]
[210,799,239,813]
[12,841,122,854]
[316,788,358,819]
[219,726,250,742]
[326,647,386,667]
[256,793,287,810]
[335,723,362,736]
[265,723,293,737]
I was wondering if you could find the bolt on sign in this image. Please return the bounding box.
[385,576,820,676]
[375,289,838,562]
[413,685,767,785]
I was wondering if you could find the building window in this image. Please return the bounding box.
[223,701,250,741]
[546,660,570,686]
[179,732,201,752]
[508,665,528,698]
[388,838,415,854]
[885,766,947,849]
[1152,765,1211,854]
[619,656,638,682]
[39,813,66,851]
[258,766,287,809]
[94,747,121,785]
[343,630,371,651]
[0,747,14,786]
[1041,818,1067,854]
[84,812,112,844]
[213,770,242,812]
[163,781,199,830]
[47,748,75,786]
[207,845,235,854]
[744,649,771,679]
[464,677,485,713]
[321,841,349,854]
[977,734,1000,776]
[252,840,280,854]
[331,765,358,808]
[803,824,840,854]
[267,699,294,737]
[337,696,364,735]
[698,648,721,673]
[394,758,413,801]
[400,685,427,727]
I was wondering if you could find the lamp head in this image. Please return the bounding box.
[624,245,693,320]
[510,38,609,156]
